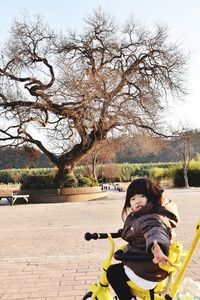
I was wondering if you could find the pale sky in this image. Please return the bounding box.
[1,0,200,129]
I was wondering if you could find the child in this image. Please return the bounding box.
[107,178,180,300]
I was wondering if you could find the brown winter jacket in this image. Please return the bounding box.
[121,198,180,282]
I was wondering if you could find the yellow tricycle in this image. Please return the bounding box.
[82,220,200,300]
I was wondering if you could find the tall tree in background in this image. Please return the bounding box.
[171,127,198,188]
[79,139,116,179]
[0,9,187,182]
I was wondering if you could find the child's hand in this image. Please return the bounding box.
[152,240,173,266]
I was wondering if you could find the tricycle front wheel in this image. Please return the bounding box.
[82,291,96,300]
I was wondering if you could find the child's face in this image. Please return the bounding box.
[130,194,148,212]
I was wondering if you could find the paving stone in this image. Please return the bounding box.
[0,188,200,299]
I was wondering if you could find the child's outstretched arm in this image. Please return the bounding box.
[152,240,173,266]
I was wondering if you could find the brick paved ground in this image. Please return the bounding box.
[0,187,199,299]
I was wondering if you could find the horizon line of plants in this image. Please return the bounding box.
[1,160,200,187]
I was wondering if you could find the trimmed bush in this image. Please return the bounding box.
[76,175,92,187]
[60,174,78,188]
[135,166,150,178]
[120,163,135,182]
[87,176,99,187]
[0,171,13,184]
[20,175,57,190]
[149,167,165,183]
[187,168,200,186]
[173,163,200,187]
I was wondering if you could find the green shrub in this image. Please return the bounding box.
[87,176,99,187]
[136,166,150,178]
[20,175,57,190]
[76,175,92,187]
[149,167,165,182]
[173,163,200,187]
[187,169,200,186]
[9,170,22,183]
[164,166,177,179]
[0,171,13,184]
[187,161,200,186]
[120,163,135,181]
[60,174,78,188]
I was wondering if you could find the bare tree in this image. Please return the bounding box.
[170,126,198,187]
[79,139,116,179]
[101,164,121,183]
[0,9,187,182]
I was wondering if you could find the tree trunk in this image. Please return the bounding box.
[54,164,75,185]
[92,153,97,179]
[42,129,106,185]
[183,163,189,188]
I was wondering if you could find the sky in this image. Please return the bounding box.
[1,0,200,130]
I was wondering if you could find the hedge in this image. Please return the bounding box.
[173,161,200,187]
[1,161,200,187]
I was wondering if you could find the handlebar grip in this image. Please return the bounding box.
[85,232,99,240]
[84,230,122,241]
